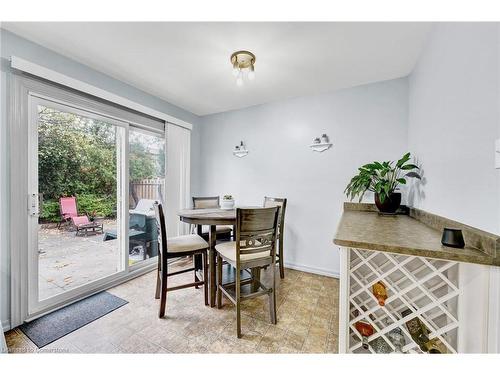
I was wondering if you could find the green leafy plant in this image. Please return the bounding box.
[344,152,421,204]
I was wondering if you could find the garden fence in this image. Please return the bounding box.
[130,178,165,207]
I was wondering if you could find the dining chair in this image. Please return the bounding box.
[263,197,288,279]
[215,206,280,338]
[192,196,232,240]
[154,202,209,318]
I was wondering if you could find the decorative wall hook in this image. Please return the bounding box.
[233,141,249,158]
[309,133,332,152]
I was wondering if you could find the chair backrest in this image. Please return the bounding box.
[60,196,78,218]
[192,196,220,209]
[153,202,168,256]
[263,196,287,235]
[235,207,279,263]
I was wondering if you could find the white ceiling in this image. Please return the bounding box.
[2,22,432,116]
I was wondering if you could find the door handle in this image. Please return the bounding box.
[28,193,39,217]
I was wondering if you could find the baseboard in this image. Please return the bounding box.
[284,262,340,279]
[2,319,11,332]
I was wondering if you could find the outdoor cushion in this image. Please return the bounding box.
[215,241,270,262]
[72,215,90,227]
[167,234,208,253]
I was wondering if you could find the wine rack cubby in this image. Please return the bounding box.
[340,247,460,354]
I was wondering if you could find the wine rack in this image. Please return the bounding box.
[340,247,460,354]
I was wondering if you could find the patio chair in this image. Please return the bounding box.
[58,196,85,228]
[59,196,103,236]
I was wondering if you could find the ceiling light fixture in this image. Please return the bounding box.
[230,50,256,86]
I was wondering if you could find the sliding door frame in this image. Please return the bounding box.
[27,95,131,316]
[9,74,160,325]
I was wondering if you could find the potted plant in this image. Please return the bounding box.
[344,152,421,214]
[221,194,235,209]
[88,210,97,222]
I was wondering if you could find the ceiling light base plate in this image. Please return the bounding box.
[230,51,256,69]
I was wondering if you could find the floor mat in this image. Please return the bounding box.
[19,291,128,348]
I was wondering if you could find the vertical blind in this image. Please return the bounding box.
[166,123,191,237]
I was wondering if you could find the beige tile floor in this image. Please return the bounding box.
[5,260,339,354]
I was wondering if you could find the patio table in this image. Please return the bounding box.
[75,220,104,237]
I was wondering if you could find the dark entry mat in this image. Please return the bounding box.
[19,291,128,348]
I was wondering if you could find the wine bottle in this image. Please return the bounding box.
[372,281,388,306]
[401,309,429,352]
[369,336,392,353]
[387,327,406,353]
[354,320,374,350]
[425,338,448,354]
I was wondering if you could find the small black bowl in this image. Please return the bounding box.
[441,228,465,248]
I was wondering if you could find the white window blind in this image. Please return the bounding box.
[165,123,191,237]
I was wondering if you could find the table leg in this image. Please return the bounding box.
[209,225,217,307]
[251,267,261,292]
[194,225,203,271]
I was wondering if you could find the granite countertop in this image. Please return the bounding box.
[334,203,500,267]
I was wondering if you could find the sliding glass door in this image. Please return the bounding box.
[128,128,165,266]
[28,96,130,315]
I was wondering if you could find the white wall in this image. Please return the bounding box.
[408,23,500,353]
[198,78,409,277]
[408,23,499,234]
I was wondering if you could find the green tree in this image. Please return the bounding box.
[37,106,160,221]
[129,142,156,181]
[38,106,117,199]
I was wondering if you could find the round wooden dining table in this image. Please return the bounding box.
[178,207,259,307]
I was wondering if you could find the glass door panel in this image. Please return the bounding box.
[33,101,126,305]
[128,128,165,265]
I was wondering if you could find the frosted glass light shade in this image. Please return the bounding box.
[247,69,255,80]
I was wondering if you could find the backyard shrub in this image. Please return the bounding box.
[40,200,61,222]
[77,194,117,218]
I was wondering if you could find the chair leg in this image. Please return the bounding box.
[203,251,209,306]
[236,266,242,338]
[278,237,285,279]
[216,253,223,309]
[158,256,168,318]
[269,259,277,325]
[194,254,200,289]
[155,253,161,299]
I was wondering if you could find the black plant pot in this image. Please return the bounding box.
[374,192,401,214]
